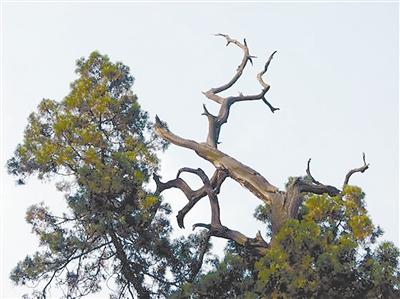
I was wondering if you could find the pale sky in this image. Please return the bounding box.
[1,2,398,298]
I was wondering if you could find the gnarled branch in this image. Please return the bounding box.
[183,167,268,254]
[153,168,228,228]
[230,50,279,112]
[176,167,222,227]
[201,34,278,148]
[156,164,269,254]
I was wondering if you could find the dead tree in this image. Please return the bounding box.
[153,34,369,256]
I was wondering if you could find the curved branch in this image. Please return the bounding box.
[206,34,251,96]
[201,34,252,146]
[262,97,280,113]
[177,167,210,184]
[303,158,340,196]
[155,115,199,151]
[306,158,322,185]
[153,173,194,200]
[343,152,369,187]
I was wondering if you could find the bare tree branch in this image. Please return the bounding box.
[154,169,228,228]
[200,35,278,148]
[153,173,195,201]
[343,152,370,187]
[205,34,252,96]
[201,104,220,148]
[177,167,269,254]
[303,158,341,196]
[284,160,342,222]
[156,164,270,254]
[154,118,280,205]
[306,158,322,185]
[229,50,279,111]
[177,167,222,227]
[298,182,341,197]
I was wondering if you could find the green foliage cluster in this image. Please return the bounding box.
[176,186,400,298]
[8,52,209,298]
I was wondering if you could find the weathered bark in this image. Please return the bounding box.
[153,34,369,266]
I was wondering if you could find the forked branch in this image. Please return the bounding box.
[201,34,279,148]
[285,155,369,220]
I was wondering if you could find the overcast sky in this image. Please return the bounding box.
[1,2,398,298]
